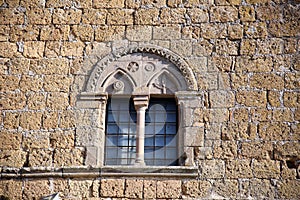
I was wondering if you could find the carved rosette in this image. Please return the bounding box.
[113,81,124,91]
[87,45,198,91]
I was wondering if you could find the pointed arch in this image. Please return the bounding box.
[85,45,198,93]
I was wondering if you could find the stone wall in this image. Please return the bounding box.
[0,0,299,199]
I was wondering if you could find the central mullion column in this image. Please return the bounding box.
[133,95,149,166]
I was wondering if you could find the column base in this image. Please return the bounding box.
[134,160,146,167]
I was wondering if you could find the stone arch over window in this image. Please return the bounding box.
[78,45,200,168]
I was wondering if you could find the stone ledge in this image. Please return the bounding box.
[1,166,198,179]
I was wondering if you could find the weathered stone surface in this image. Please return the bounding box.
[160,8,186,24]
[283,91,299,107]
[53,9,82,24]
[153,25,181,40]
[157,180,181,199]
[23,180,50,200]
[135,8,160,25]
[0,131,21,150]
[187,8,209,23]
[126,25,152,41]
[215,0,241,5]
[95,26,125,42]
[209,90,235,108]
[252,159,280,178]
[0,42,18,58]
[44,75,72,92]
[228,23,243,39]
[258,122,290,140]
[41,25,70,41]
[267,91,281,107]
[195,147,213,159]
[30,58,70,75]
[213,179,238,199]
[27,8,52,25]
[0,9,24,25]
[20,112,43,130]
[27,92,46,110]
[184,126,204,146]
[214,141,237,160]
[0,92,26,110]
[182,25,201,39]
[72,25,94,41]
[182,180,211,198]
[277,180,300,199]
[239,6,255,21]
[250,73,284,90]
[23,41,45,58]
[199,160,225,178]
[193,39,213,56]
[3,112,19,129]
[244,22,268,38]
[50,130,74,148]
[82,9,107,24]
[23,131,49,149]
[170,40,193,57]
[46,92,69,110]
[53,148,84,167]
[0,150,27,167]
[201,23,227,39]
[143,180,156,199]
[0,75,19,92]
[61,41,85,57]
[236,91,267,107]
[94,0,125,8]
[124,179,143,198]
[29,149,52,167]
[274,142,300,161]
[226,159,252,178]
[240,142,273,159]
[43,111,59,129]
[107,9,134,25]
[101,179,125,197]
[210,6,238,22]
[69,180,99,198]
[10,25,40,41]
[250,179,275,199]
[215,39,239,55]
[0,180,23,199]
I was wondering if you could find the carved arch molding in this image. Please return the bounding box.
[85,45,198,94]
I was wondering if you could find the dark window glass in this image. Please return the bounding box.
[104,98,178,166]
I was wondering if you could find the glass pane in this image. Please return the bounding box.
[106,136,118,146]
[119,124,128,134]
[155,135,165,146]
[107,124,118,134]
[166,103,177,111]
[156,112,166,122]
[166,148,177,159]
[118,135,128,146]
[106,159,117,165]
[145,147,154,159]
[155,148,165,159]
[166,112,176,122]
[156,124,165,134]
[106,148,118,158]
[107,112,115,122]
[166,135,176,147]
[145,125,155,135]
[128,135,136,146]
[119,111,130,122]
[166,124,176,134]
[154,160,165,166]
[145,136,154,146]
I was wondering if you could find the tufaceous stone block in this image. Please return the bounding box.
[0,150,27,167]
[124,179,143,198]
[210,6,238,22]
[252,159,280,179]
[199,160,225,178]
[157,180,181,199]
[101,179,125,197]
[0,131,22,150]
[53,148,84,167]
[226,159,252,178]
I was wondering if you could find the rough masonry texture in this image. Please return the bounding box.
[0,0,299,199]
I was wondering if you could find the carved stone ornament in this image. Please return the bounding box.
[113,81,124,91]
[85,45,198,93]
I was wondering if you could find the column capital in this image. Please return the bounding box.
[133,95,149,110]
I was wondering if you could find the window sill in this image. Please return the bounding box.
[1,166,198,179]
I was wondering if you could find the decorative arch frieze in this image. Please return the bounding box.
[85,45,198,93]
